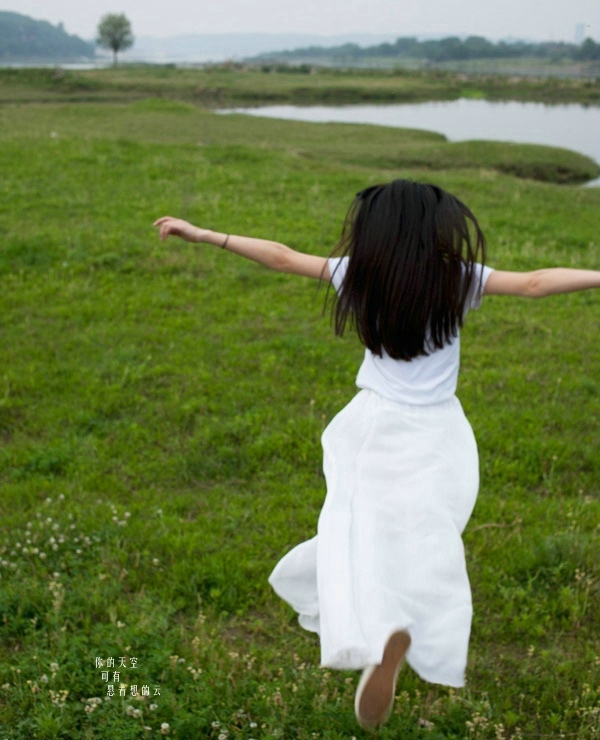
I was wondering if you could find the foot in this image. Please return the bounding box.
[354,631,411,731]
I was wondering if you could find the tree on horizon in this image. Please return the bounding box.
[96,13,134,65]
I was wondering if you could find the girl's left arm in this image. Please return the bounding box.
[154,216,331,281]
[484,267,600,298]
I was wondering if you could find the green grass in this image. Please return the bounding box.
[0,91,599,739]
[0,100,597,184]
[1,64,600,106]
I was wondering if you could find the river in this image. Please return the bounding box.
[219,99,600,186]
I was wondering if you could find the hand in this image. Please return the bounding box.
[153,216,203,243]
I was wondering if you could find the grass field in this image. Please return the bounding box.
[0,79,599,739]
[1,65,600,106]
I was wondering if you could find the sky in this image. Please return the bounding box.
[5,0,600,43]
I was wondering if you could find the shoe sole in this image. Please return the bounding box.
[354,630,411,731]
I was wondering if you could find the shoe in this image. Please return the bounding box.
[354,631,411,731]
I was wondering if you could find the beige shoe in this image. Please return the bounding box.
[354,631,411,731]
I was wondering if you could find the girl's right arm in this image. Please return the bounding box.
[484,268,600,298]
[153,216,331,282]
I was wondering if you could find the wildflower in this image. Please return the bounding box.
[160,722,170,735]
[39,674,49,683]
[49,689,68,708]
[149,703,158,711]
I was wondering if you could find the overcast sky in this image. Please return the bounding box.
[6,0,600,42]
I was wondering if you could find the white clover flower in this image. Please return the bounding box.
[160,722,170,735]
[39,675,49,683]
[149,703,158,711]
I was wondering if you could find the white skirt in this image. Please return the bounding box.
[269,389,479,687]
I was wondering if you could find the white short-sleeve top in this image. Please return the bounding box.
[328,257,494,405]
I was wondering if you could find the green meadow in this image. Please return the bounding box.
[0,68,599,739]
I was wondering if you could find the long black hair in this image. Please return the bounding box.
[331,179,487,361]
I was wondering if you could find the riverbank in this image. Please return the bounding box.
[219,100,600,186]
[2,97,598,184]
[1,64,599,106]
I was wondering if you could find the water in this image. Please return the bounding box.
[219,99,600,186]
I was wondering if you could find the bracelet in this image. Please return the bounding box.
[221,234,230,250]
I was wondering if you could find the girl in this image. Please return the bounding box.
[154,179,599,731]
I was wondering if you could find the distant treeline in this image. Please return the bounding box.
[0,11,95,62]
[255,35,600,63]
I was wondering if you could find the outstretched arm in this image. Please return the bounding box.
[153,217,331,281]
[485,268,600,298]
